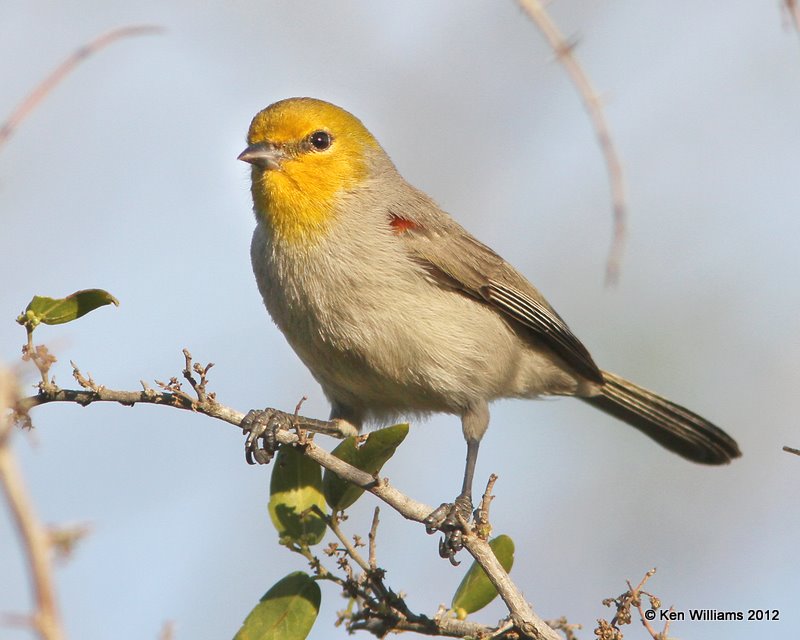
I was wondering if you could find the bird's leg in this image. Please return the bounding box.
[241,408,294,464]
[425,437,480,564]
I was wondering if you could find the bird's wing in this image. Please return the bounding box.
[389,209,604,383]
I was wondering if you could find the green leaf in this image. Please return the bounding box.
[269,446,326,545]
[451,534,515,615]
[323,423,409,511]
[234,571,321,640]
[18,289,119,329]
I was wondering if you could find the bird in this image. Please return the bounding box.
[237,97,740,561]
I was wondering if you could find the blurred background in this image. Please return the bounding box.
[1,1,798,638]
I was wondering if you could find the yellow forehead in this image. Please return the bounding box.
[247,97,378,147]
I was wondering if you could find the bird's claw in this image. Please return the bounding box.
[424,494,473,565]
[241,408,291,464]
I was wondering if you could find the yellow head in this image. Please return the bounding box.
[239,97,381,244]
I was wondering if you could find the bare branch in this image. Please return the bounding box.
[0,25,161,149]
[545,616,582,640]
[350,614,514,639]
[599,568,670,640]
[626,569,660,639]
[17,358,560,639]
[516,0,627,285]
[0,369,65,640]
[475,473,498,536]
[157,621,174,640]
[463,535,559,640]
[784,0,800,35]
[324,511,373,576]
[368,507,380,571]
[19,381,350,440]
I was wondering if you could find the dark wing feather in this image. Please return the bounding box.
[480,281,603,382]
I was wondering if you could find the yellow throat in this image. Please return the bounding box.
[243,97,380,245]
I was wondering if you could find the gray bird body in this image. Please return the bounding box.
[250,142,738,465]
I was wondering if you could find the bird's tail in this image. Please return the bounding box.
[582,370,741,464]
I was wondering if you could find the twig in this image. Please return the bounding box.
[181,348,214,404]
[475,473,498,536]
[463,534,559,640]
[626,569,660,638]
[324,511,372,576]
[368,507,380,571]
[600,568,667,640]
[295,544,350,594]
[783,445,800,456]
[22,345,57,390]
[157,620,174,640]
[20,359,350,438]
[0,370,65,640]
[662,606,674,639]
[487,620,516,639]
[18,362,559,640]
[516,0,627,285]
[323,518,486,639]
[350,614,509,639]
[317,507,399,613]
[545,616,581,640]
[784,0,800,35]
[292,395,309,444]
[0,25,161,149]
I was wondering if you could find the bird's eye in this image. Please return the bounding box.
[308,130,332,151]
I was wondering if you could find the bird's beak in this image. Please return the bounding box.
[238,142,284,170]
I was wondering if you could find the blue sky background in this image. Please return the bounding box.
[1,2,799,639]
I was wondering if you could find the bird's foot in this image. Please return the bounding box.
[424,494,474,565]
[241,408,293,464]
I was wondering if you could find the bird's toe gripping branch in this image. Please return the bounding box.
[241,408,293,464]
[424,493,474,565]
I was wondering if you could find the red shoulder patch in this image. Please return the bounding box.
[389,213,419,233]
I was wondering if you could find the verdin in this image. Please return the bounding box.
[238,97,740,559]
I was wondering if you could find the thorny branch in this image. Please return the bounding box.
[516,0,627,285]
[14,351,560,640]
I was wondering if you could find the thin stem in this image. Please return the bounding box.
[0,26,161,149]
[324,511,372,575]
[368,507,380,571]
[516,0,627,285]
[0,372,65,640]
